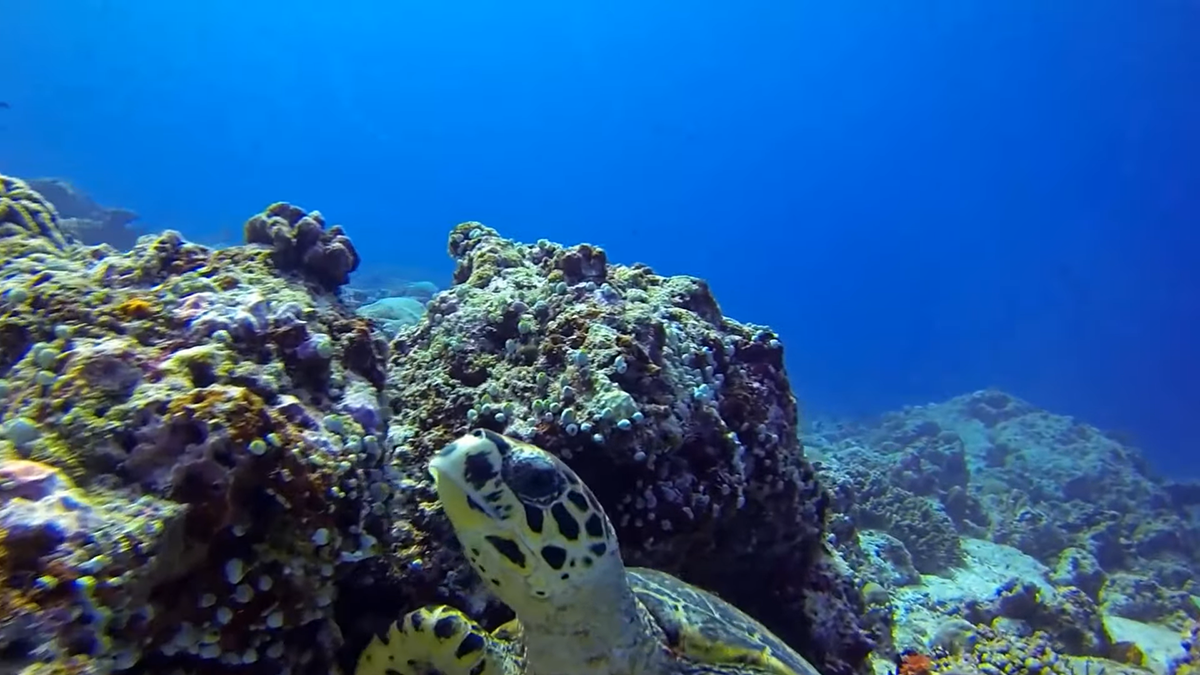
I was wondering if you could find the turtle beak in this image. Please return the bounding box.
[429,436,466,481]
[428,435,503,522]
[429,446,462,493]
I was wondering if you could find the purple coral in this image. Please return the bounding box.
[244,202,360,292]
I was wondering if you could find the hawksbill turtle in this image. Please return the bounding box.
[357,428,825,675]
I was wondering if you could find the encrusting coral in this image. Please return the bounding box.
[346,222,873,675]
[0,177,387,674]
[0,175,68,250]
[0,177,872,675]
[1169,622,1200,675]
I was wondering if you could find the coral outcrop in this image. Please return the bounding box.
[811,389,1200,624]
[25,178,144,249]
[351,223,872,675]
[0,176,388,674]
[0,175,67,250]
[928,623,1075,675]
[243,202,361,292]
[0,178,870,675]
[1169,622,1200,675]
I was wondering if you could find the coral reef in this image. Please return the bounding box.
[25,178,145,250]
[0,176,388,674]
[806,389,1200,675]
[243,202,361,292]
[355,296,426,339]
[351,223,872,675]
[0,178,870,675]
[810,389,1200,625]
[818,440,969,575]
[0,175,67,251]
[1168,622,1199,675]
[8,169,1185,675]
[929,624,1075,675]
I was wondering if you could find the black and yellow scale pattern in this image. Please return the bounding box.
[356,605,524,675]
[0,174,69,249]
[357,429,825,675]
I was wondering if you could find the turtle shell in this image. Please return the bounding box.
[628,567,822,675]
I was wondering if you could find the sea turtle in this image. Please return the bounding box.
[357,428,825,675]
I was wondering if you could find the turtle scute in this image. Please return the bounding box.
[629,568,823,675]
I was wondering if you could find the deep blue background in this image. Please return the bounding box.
[3,0,1197,471]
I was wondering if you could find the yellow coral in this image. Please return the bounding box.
[0,174,67,249]
[114,297,155,319]
[165,385,268,443]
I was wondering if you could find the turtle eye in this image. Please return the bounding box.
[505,453,564,505]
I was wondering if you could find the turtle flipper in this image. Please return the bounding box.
[356,605,521,675]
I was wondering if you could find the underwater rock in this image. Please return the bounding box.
[1050,547,1108,600]
[960,578,1112,658]
[1100,573,1193,623]
[930,624,1076,675]
[1168,622,1200,675]
[355,222,872,675]
[817,444,965,575]
[0,174,68,250]
[25,177,145,249]
[244,201,361,292]
[0,174,386,674]
[808,388,1200,624]
[858,530,922,587]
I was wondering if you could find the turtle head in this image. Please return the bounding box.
[429,429,624,614]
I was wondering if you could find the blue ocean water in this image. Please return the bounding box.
[3,1,1197,472]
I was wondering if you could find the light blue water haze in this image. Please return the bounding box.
[3,0,1197,470]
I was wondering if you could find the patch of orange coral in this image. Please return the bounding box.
[115,296,155,319]
[899,652,933,675]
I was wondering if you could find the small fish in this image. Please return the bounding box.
[0,101,9,109]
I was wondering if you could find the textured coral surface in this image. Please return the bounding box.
[4,174,1194,675]
[350,222,871,675]
[813,390,1200,623]
[810,390,1199,675]
[1,186,387,674]
[1,178,871,675]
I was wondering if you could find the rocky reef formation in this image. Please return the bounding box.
[0,179,387,674]
[0,176,870,675]
[814,390,1200,625]
[346,222,872,675]
[1169,622,1200,675]
[24,178,145,250]
[353,296,427,339]
[244,202,361,292]
[0,175,68,250]
[812,389,1200,675]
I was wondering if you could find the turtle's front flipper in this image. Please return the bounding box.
[357,605,521,675]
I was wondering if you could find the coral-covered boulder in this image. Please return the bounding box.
[0,174,68,250]
[356,223,872,675]
[0,180,387,674]
[244,202,360,292]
